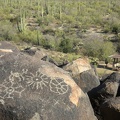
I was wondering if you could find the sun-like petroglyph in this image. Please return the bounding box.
[49,78,69,95]
[0,80,25,99]
[25,70,49,90]
[0,68,69,101]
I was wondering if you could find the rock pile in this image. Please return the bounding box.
[88,72,120,120]
[63,56,120,120]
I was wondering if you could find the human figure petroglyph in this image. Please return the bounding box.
[0,68,69,100]
[9,71,25,86]
[0,81,25,99]
[22,69,28,74]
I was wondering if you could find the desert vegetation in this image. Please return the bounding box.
[0,0,120,60]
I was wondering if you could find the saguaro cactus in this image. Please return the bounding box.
[17,9,26,32]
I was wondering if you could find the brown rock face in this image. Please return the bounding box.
[0,42,97,120]
[63,58,100,93]
[63,58,91,76]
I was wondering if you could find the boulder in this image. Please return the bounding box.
[21,47,46,60]
[88,81,119,119]
[100,97,120,120]
[74,69,100,93]
[21,47,38,56]
[41,55,59,66]
[0,41,19,58]
[0,51,97,120]
[101,72,120,97]
[63,58,91,76]
[101,72,120,83]
[63,58,100,93]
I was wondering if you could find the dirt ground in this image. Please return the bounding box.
[97,63,120,77]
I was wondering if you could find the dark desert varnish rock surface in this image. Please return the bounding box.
[63,58,100,93]
[0,41,97,120]
[100,97,120,120]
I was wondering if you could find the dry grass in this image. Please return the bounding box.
[96,63,118,77]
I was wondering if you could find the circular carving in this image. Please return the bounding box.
[49,78,68,95]
[25,70,49,90]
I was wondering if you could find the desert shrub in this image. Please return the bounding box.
[0,20,17,41]
[62,14,76,24]
[41,39,54,49]
[41,15,55,26]
[83,40,115,60]
[42,27,55,36]
[111,24,120,34]
[103,25,111,33]
[59,38,73,53]
[18,30,43,45]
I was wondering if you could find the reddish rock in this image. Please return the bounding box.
[63,58,100,93]
[63,58,91,76]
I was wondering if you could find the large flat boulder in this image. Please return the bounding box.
[0,50,97,120]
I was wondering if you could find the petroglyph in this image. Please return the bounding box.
[1,67,7,73]
[0,81,25,99]
[0,99,5,105]
[9,71,25,86]
[0,68,69,100]
[13,61,19,67]
[53,99,60,105]
[30,113,40,120]
[25,70,49,90]
[49,78,69,95]
[22,69,28,74]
